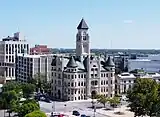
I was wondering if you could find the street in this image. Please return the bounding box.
[39,100,111,117]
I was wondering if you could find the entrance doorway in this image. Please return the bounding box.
[91,90,97,99]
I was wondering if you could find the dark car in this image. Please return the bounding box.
[86,116,91,117]
[45,98,51,103]
[81,114,86,117]
[72,111,80,116]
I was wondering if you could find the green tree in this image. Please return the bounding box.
[22,83,36,99]
[0,90,19,117]
[25,110,47,117]
[97,95,109,107]
[17,100,40,117]
[109,97,120,108]
[31,73,47,93]
[93,94,103,99]
[127,78,160,117]
[2,81,21,93]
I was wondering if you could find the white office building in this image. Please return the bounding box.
[0,32,29,82]
[16,51,53,83]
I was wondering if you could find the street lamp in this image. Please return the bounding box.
[64,104,67,113]
[92,99,96,117]
[52,101,55,112]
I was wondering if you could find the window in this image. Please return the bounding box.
[68,83,70,86]
[81,74,83,78]
[101,74,103,77]
[71,83,74,87]
[91,68,94,71]
[84,74,86,78]
[101,81,103,85]
[71,75,74,79]
[95,81,98,85]
[81,82,83,86]
[95,74,97,77]
[106,74,108,77]
[78,82,80,86]
[134,80,136,83]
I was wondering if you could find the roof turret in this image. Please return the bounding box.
[66,56,78,68]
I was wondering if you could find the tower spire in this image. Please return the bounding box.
[77,18,89,30]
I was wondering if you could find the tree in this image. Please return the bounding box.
[17,100,40,117]
[2,81,21,93]
[127,78,160,117]
[22,83,36,99]
[109,97,120,108]
[31,73,47,93]
[97,95,109,107]
[25,110,47,117]
[0,90,19,117]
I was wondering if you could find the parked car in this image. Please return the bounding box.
[72,110,80,116]
[45,98,51,103]
[86,116,91,117]
[81,114,86,117]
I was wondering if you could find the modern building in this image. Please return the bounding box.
[0,32,29,82]
[51,19,116,101]
[30,45,51,55]
[16,50,53,83]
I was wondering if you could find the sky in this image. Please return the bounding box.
[0,0,160,49]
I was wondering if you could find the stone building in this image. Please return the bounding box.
[51,19,115,101]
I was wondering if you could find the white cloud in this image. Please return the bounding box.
[123,20,133,24]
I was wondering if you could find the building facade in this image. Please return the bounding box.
[0,32,29,82]
[117,72,160,94]
[30,45,51,55]
[16,52,53,83]
[51,19,115,101]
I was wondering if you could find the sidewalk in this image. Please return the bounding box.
[96,105,134,117]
